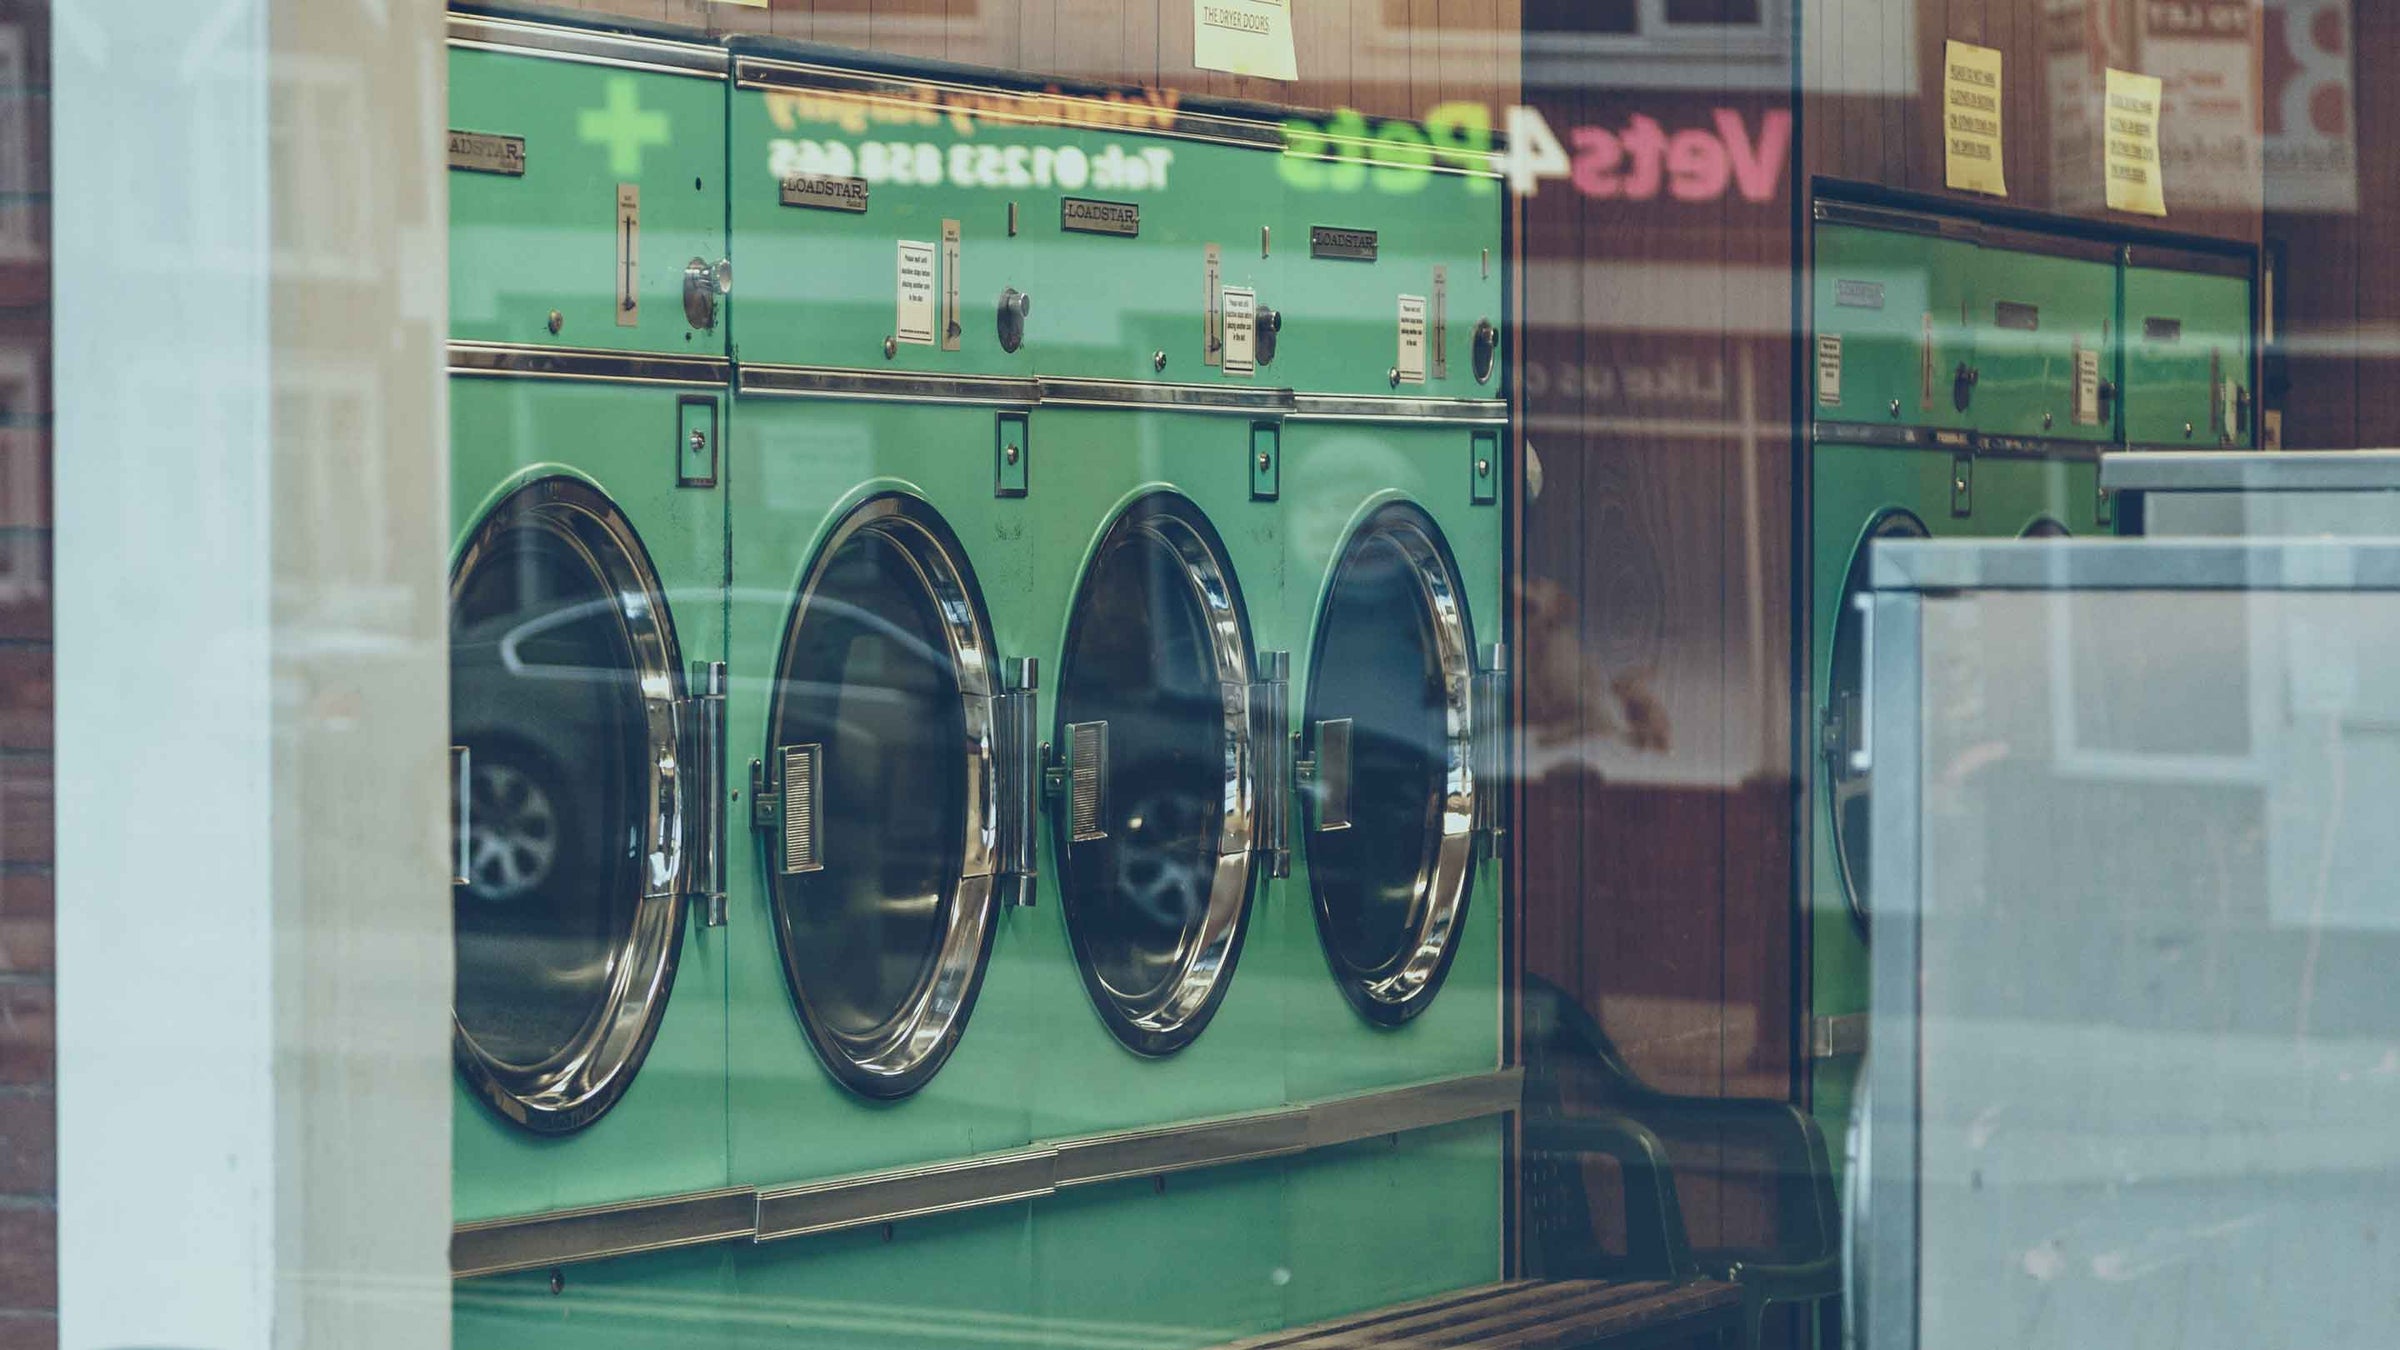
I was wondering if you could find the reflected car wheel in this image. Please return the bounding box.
[467,751,563,903]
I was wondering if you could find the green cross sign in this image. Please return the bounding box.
[578,76,671,177]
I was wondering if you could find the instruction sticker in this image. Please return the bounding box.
[896,239,937,345]
[2103,67,2166,217]
[1223,286,1257,378]
[1397,294,1428,385]
[2074,343,2100,425]
[1816,334,1843,406]
[1943,40,2008,197]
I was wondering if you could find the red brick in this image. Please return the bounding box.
[0,873,47,976]
[0,1091,49,1197]
[0,1314,55,1350]
[0,648,46,752]
[0,758,46,867]
[0,1203,53,1312]
[0,984,48,1087]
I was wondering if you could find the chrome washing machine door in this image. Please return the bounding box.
[762,494,1005,1099]
[1302,502,1477,1025]
[1826,509,1930,936]
[1054,493,1261,1057]
[449,476,691,1133]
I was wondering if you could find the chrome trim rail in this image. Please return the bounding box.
[447,341,732,388]
[1290,393,1509,426]
[452,1068,1521,1278]
[447,12,729,77]
[735,363,1039,407]
[453,1188,757,1280]
[1036,378,1298,415]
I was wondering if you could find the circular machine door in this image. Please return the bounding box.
[1303,502,1478,1025]
[449,477,689,1133]
[1054,493,1260,1056]
[764,495,1002,1098]
[2021,516,2071,538]
[1825,510,1930,936]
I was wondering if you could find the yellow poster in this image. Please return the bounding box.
[1195,0,1297,82]
[1944,40,2007,197]
[2104,67,2167,217]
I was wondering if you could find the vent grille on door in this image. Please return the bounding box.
[1066,720,1109,843]
[779,742,823,875]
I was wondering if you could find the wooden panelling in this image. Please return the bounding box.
[1807,0,2262,246]
[540,0,1519,116]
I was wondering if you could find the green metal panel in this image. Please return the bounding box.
[1962,245,2118,444]
[1022,407,1290,1138]
[729,1203,1036,1350]
[1806,442,2094,1156]
[1279,422,1501,1102]
[1030,1160,1290,1349]
[722,397,1041,1185]
[449,46,727,355]
[1276,162,1505,400]
[456,1245,737,1350]
[450,375,731,1221]
[2121,267,2254,448]
[726,78,1285,385]
[1812,224,1978,432]
[1281,1118,1504,1327]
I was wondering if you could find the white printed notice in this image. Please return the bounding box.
[1397,294,1428,385]
[1817,334,1843,406]
[896,239,937,346]
[1222,286,1257,378]
[1194,0,1296,82]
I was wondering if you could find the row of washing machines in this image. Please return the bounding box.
[1805,195,2259,1163]
[444,9,1511,1348]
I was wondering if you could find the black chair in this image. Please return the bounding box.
[1521,975,1844,1350]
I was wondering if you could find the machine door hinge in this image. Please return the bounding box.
[450,744,473,888]
[992,657,1041,907]
[1252,651,1291,879]
[1473,643,1509,851]
[681,662,728,926]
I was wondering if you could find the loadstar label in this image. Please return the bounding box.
[1060,197,1140,236]
[448,130,525,176]
[1310,226,1378,261]
[1835,280,1886,310]
[780,173,869,212]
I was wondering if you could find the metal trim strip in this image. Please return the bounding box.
[1289,394,1510,426]
[2122,243,2257,281]
[448,341,732,387]
[451,1069,1522,1277]
[446,13,729,77]
[1036,378,1297,414]
[1307,1069,1524,1148]
[1811,422,1973,450]
[755,1148,1060,1243]
[1870,538,2400,593]
[451,1188,756,1279]
[1054,1110,1312,1188]
[735,362,1040,406]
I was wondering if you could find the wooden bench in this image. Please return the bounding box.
[1216,1279,1745,1350]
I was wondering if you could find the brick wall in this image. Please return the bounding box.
[0,1,50,1347]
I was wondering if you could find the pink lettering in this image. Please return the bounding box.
[1717,107,1791,203]
[1666,128,1729,201]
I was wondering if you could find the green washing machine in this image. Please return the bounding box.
[1807,206,2112,1151]
[447,13,738,1347]
[2120,243,2258,454]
